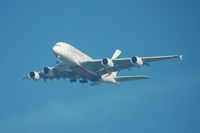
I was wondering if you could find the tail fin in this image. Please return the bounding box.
[112,49,121,59]
[102,49,121,78]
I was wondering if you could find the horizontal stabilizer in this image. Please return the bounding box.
[115,75,150,82]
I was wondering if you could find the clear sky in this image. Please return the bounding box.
[0,0,199,133]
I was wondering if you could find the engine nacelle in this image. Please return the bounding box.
[29,71,40,80]
[131,56,143,66]
[102,58,114,67]
[43,67,54,76]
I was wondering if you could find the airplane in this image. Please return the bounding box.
[23,42,182,86]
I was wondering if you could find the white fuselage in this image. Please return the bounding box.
[52,42,117,83]
[52,42,97,80]
[52,42,91,65]
[24,41,181,85]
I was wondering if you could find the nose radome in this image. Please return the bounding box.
[56,42,65,45]
[52,45,59,54]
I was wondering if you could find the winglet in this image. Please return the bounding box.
[179,55,183,60]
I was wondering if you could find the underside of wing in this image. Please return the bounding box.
[81,58,134,76]
[23,64,80,81]
[22,76,30,80]
[115,76,150,82]
[40,71,78,79]
[142,55,182,62]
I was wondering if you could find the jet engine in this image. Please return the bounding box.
[131,56,143,66]
[102,58,114,67]
[29,71,40,80]
[43,67,54,76]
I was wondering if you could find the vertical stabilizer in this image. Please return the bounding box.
[112,49,121,77]
[103,49,121,78]
[112,49,121,59]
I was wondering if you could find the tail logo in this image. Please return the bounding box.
[104,72,112,77]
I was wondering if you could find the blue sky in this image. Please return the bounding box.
[0,0,200,133]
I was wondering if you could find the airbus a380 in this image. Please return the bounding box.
[23,42,182,86]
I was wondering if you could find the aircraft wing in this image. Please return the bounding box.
[23,64,80,81]
[81,55,182,76]
[142,55,183,62]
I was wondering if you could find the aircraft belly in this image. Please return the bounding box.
[70,66,98,81]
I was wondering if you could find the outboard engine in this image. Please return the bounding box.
[29,71,40,80]
[131,56,143,66]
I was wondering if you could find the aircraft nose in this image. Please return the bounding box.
[52,45,60,55]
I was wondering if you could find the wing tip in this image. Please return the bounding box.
[179,55,183,60]
[22,76,30,80]
[141,76,150,79]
